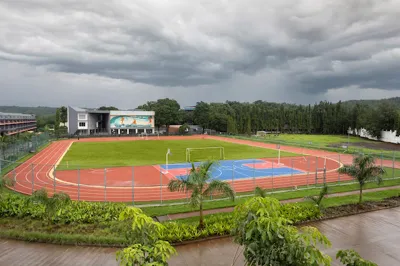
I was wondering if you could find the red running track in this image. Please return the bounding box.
[6,135,397,202]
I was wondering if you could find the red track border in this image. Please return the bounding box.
[6,136,399,202]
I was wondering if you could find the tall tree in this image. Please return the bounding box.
[245,116,252,135]
[59,106,67,124]
[138,99,180,133]
[54,108,60,137]
[226,116,237,134]
[154,98,181,133]
[193,102,210,133]
[98,106,119,110]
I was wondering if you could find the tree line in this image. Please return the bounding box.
[137,98,400,137]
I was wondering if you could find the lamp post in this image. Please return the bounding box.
[165,148,172,173]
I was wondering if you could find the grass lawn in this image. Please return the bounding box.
[58,139,299,169]
[230,134,400,159]
[265,134,368,145]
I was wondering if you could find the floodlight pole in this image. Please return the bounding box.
[277,144,281,165]
[278,149,281,165]
[166,149,171,174]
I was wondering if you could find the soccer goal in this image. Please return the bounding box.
[139,132,148,140]
[186,147,225,162]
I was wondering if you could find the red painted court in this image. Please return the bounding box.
[6,135,397,203]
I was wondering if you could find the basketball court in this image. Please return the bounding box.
[159,158,305,181]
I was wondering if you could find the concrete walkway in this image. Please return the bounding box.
[2,207,400,265]
[156,185,400,221]
[169,207,400,266]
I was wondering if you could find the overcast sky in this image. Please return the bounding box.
[1,0,400,109]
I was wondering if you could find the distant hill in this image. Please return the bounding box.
[342,97,400,108]
[1,97,399,117]
[0,106,57,116]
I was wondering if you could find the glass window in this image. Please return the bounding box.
[79,122,86,127]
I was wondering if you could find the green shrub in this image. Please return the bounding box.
[0,193,127,224]
[0,194,45,218]
[280,202,322,223]
[161,202,321,243]
[54,201,126,224]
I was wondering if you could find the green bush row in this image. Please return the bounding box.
[0,194,126,224]
[0,193,321,244]
[161,203,321,243]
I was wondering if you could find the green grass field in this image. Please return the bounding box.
[231,134,400,160]
[58,139,299,170]
[267,134,368,145]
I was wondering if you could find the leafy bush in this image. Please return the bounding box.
[232,197,331,266]
[116,208,176,265]
[0,193,126,224]
[160,202,321,243]
[0,192,322,244]
[336,249,377,266]
[54,201,126,224]
[280,203,322,223]
[0,194,45,218]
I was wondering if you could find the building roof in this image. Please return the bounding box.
[0,112,35,117]
[69,106,88,112]
[183,106,196,111]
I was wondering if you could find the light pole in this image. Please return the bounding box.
[165,148,172,173]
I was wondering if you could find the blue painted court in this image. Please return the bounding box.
[159,159,304,181]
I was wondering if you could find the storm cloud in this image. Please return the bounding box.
[0,0,399,108]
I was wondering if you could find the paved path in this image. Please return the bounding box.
[0,240,118,266]
[2,207,400,266]
[169,207,400,266]
[156,185,400,221]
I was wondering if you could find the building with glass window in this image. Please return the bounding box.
[67,106,155,135]
[0,112,36,136]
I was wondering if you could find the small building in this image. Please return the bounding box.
[0,112,36,136]
[67,106,155,135]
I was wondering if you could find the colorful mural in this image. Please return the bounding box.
[110,115,154,129]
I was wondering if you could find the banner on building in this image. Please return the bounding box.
[110,115,154,129]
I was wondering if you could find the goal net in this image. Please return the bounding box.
[186,147,225,162]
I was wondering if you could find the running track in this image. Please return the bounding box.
[6,136,399,202]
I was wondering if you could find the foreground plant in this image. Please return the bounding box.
[30,188,71,223]
[0,176,14,198]
[338,154,385,203]
[168,160,235,229]
[305,184,329,209]
[116,208,176,266]
[232,197,331,266]
[336,249,377,266]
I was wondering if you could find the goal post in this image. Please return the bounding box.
[186,147,225,162]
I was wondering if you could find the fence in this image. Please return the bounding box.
[2,152,399,206]
[0,132,51,175]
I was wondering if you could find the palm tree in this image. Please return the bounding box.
[305,184,329,209]
[338,154,385,204]
[254,186,268,197]
[168,160,235,229]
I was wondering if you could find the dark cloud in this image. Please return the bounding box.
[0,0,400,106]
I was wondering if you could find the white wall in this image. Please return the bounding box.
[348,128,400,144]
